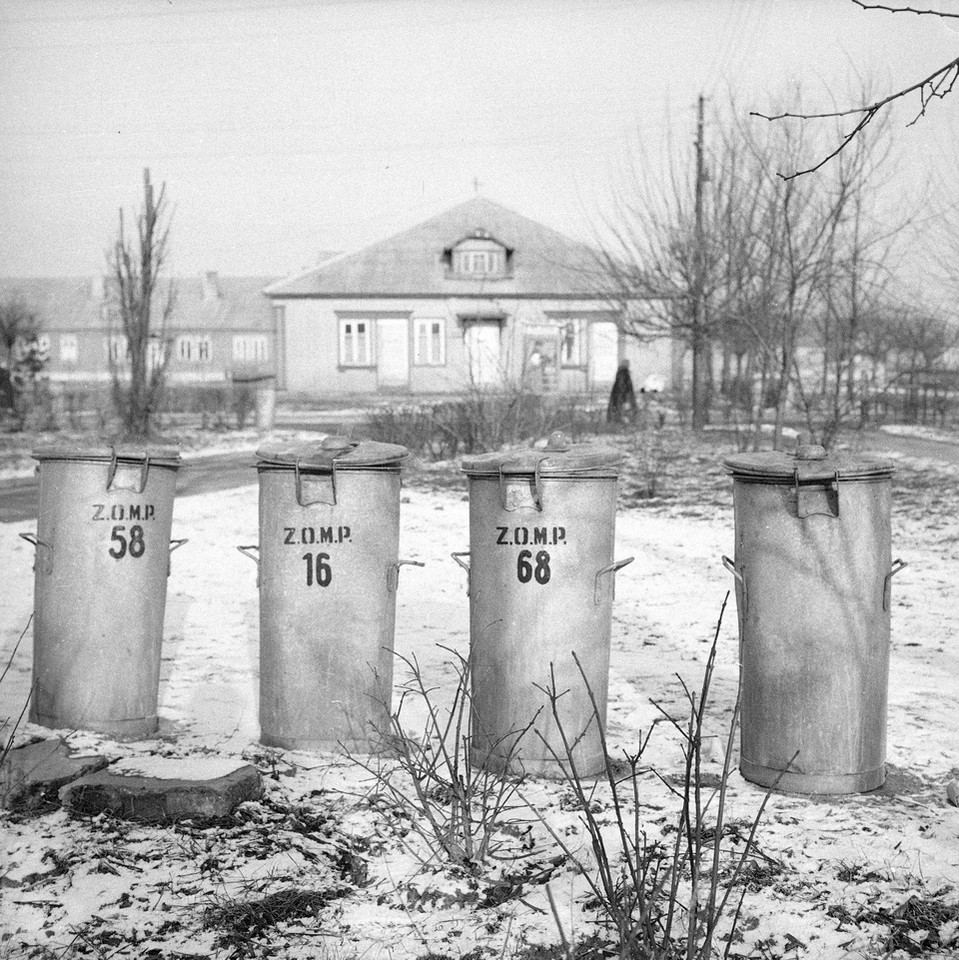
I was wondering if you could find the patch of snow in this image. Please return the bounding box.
[880,423,959,444]
[107,755,250,780]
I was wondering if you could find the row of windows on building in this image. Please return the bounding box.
[40,334,270,365]
[36,319,588,369]
[337,317,585,367]
[339,318,447,367]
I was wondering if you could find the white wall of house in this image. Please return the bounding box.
[278,296,674,396]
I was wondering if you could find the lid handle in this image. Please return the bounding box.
[321,435,356,452]
[544,430,572,452]
[794,432,827,461]
[796,443,827,461]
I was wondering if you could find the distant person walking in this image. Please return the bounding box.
[607,359,636,424]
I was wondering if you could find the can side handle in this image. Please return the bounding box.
[237,544,260,587]
[721,555,747,614]
[451,551,471,596]
[167,538,189,577]
[19,532,53,575]
[883,558,907,612]
[594,556,633,605]
[388,559,425,592]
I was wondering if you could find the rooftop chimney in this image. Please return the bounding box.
[202,270,221,301]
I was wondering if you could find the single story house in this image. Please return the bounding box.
[265,197,672,396]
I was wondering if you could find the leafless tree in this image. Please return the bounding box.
[751,2,959,178]
[595,90,916,449]
[0,292,38,367]
[107,168,175,439]
[591,120,752,428]
[0,292,49,429]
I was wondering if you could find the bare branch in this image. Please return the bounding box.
[751,53,959,178]
[851,0,959,17]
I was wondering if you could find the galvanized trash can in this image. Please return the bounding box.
[723,442,904,794]
[22,444,184,739]
[458,431,632,778]
[243,437,417,753]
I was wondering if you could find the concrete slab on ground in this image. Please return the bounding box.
[1,739,109,811]
[59,756,263,822]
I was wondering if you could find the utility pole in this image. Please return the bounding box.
[692,93,708,430]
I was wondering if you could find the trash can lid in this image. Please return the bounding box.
[255,435,409,470]
[462,431,624,478]
[724,443,894,482]
[32,443,182,467]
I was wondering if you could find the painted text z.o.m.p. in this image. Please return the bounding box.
[495,525,567,546]
[92,503,156,522]
[283,525,352,545]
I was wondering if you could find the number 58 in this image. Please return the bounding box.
[109,524,145,560]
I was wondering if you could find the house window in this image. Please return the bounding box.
[560,320,584,367]
[34,333,51,361]
[233,335,269,363]
[60,334,78,364]
[106,334,129,364]
[339,319,372,366]
[454,249,503,275]
[177,335,212,363]
[147,338,167,371]
[414,318,445,366]
[448,233,509,277]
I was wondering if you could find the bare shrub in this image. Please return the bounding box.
[347,647,536,873]
[530,598,776,959]
[365,392,609,460]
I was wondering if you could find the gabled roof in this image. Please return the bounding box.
[0,275,278,332]
[265,197,604,298]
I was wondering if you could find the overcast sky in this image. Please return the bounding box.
[1,0,957,281]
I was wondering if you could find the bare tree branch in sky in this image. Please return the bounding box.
[751,2,959,178]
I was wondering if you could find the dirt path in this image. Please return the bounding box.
[855,428,959,463]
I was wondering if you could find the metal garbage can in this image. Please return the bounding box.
[723,442,903,794]
[458,431,632,778]
[244,436,417,753]
[22,444,183,739]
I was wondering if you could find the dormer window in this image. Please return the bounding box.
[455,248,503,275]
[445,229,511,278]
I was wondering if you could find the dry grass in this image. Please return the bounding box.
[203,887,348,957]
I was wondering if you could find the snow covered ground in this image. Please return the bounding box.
[1,436,958,959]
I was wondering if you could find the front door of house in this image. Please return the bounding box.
[523,328,559,393]
[465,322,501,386]
[377,317,409,389]
[589,321,619,389]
